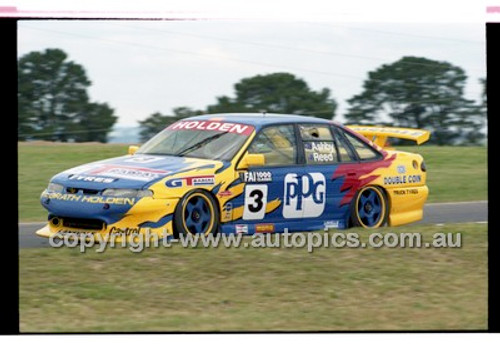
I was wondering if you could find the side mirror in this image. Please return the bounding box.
[237,153,265,170]
[128,145,139,155]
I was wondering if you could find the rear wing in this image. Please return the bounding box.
[346,125,430,148]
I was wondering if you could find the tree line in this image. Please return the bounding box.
[18,48,486,145]
[18,49,118,142]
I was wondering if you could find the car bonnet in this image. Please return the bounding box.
[50,154,225,190]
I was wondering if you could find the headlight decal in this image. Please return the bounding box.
[102,188,153,198]
[47,182,64,193]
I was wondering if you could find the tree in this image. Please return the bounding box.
[138,107,204,142]
[480,77,486,108]
[465,77,488,146]
[18,48,118,142]
[73,102,118,142]
[206,72,337,119]
[344,56,484,145]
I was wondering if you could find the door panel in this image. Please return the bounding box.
[227,123,360,232]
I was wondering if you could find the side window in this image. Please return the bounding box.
[343,131,381,160]
[247,125,297,166]
[333,130,355,162]
[299,124,338,164]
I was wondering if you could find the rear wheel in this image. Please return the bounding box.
[351,186,388,228]
[173,190,219,237]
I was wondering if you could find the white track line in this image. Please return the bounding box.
[425,201,487,206]
[435,221,488,225]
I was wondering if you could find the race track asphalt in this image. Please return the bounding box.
[18,201,488,248]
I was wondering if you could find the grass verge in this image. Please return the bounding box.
[19,223,487,332]
[398,146,487,203]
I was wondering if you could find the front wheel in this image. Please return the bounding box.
[350,186,388,228]
[173,190,219,238]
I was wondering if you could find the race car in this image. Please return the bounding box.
[36,113,430,240]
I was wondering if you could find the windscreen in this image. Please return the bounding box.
[137,120,255,161]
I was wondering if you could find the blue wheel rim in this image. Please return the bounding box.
[184,196,212,234]
[358,189,383,227]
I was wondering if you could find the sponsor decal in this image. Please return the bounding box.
[283,173,326,218]
[42,192,136,205]
[255,223,275,233]
[397,165,406,174]
[242,171,272,183]
[323,220,340,231]
[89,165,168,182]
[165,175,216,188]
[243,184,268,220]
[393,188,419,195]
[217,190,233,198]
[109,227,140,235]
[168,120,254,135]
[124,156,162,164]
[383,175,421,185]
[235,224,248,234]
[58,229,98,235]
[222,203,233,221]
[68,174,116,183]
[351,126,426,137]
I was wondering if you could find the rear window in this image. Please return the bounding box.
[342,131,380,160]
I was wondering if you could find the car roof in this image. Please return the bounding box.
[183,113,341,129]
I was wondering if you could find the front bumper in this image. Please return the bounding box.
[38,191,180,240]
[35,223,174,243]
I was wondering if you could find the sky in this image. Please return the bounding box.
[14,2,488,127]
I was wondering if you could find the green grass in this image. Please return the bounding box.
[19,223,487,332]
[398,146,487,203]
[18,143,487,222]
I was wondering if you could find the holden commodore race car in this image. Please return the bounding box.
[36,113,430,240]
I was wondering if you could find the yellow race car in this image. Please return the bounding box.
[37,113,430,240]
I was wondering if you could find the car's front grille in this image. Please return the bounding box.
[65,187,100,195]
[60,217,106,230]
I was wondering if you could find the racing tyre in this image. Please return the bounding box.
[350,186,388,228]
[173,189,219,237]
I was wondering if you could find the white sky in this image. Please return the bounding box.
[14,1,489,126]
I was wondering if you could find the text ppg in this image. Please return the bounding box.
[283,173,326,218]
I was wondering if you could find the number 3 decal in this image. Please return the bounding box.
[243,184,268,220]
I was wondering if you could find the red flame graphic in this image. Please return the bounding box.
[332,153,396,206]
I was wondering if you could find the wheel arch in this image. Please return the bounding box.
[172,188,221,237]
[348,184,390,228]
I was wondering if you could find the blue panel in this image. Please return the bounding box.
[41,192,140,225]
[229,163,353,233]
[139,214,173,228]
